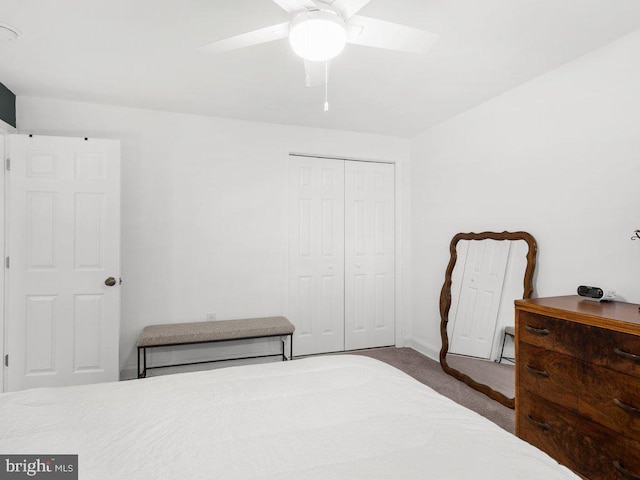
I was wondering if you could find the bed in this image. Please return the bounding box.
[0,355,579,479]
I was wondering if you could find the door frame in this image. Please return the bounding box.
[0,119,17,392]
[282,150,406,354]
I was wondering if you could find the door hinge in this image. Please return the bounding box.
[5,257,8,269]
[4,355,7,367]
[5,158,9,171]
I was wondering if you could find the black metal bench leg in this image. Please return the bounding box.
[137,347,147,378]
[498,333,508,364]
[281,334,294,361]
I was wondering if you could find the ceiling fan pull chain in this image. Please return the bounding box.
[324,60,329,112]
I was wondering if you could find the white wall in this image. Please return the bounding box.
[16,97,411,377]
[409,29,640,358]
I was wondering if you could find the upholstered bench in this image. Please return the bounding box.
[136,316,295,378]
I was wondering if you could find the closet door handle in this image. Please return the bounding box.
[525,414,550,431]
[615,348,640,363]
[614,398,640,417]
[613,461,640,480]
[525,365,550,378]
[525,325,550,336]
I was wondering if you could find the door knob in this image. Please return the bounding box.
[104,277,117,287]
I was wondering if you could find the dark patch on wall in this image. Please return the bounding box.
[0,82,16,128]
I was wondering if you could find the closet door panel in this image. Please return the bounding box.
[287,156,345,356]
[344,162,395,350]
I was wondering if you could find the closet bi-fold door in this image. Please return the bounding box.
[287,156,395,356]
[287,156,345,356]
[344,161,395,350]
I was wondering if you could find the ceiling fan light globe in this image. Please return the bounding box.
[289,11,347,62]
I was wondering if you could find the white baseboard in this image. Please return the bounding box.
[404,337,440,362]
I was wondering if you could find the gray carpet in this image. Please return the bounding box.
[345,347,515,433]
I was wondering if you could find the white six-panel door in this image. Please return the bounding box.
[6,134,121,391]
[344,161,395,350]
[449,240,511,359]
[287,155,395,356]
[287,156,345,356]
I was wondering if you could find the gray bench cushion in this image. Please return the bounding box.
[137,316,295,347]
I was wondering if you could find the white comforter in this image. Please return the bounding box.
[0,355,578,479]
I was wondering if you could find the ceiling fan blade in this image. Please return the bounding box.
[272,0,318,14]
[198,22,289,53]
[304,59,328,87]
[346,15,439,54]
[325,0,373,19]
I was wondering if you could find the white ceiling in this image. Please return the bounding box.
[1,0,640,137]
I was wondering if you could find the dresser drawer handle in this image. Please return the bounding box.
[525,365,550,378]
[615,348,640,363]
[525,325,550,336]
[525,414,550,431]
[614,461,640,480]
[614,398,640,417]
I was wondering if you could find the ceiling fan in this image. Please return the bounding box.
[198,0,439,88]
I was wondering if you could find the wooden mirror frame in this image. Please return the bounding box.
[439,231,538,409]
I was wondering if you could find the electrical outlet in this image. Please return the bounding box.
[206,313,216,322]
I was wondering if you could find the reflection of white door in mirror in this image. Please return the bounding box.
[448,240,511,359]
[447,239,529,361]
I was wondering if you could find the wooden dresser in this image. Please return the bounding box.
[515,296,640,480]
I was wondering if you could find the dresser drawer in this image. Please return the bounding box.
[518,343,581,411]
[518,311,640,378]
[520,343,640,439]
[518,392,640,480]
[579,361,640,440]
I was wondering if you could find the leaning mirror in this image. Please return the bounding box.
[439,231,537,409]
